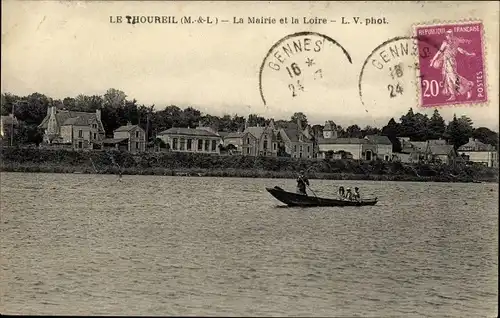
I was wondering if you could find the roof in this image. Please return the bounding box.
[410,141,428,151]
[103,137,129,144]
[317,138,367,145]
[244,126,277,141]
[428,144,455,155]
[225,132,245,138]
[218,131,230,138]
[458,139,495,152]
[280,128,312,143]
[39,110,104,132]
[365,135,392,145]
[324,121,336,131]
[115,124,143,132]
[158,127,220,137]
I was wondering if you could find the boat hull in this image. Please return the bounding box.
[266,186,378,207]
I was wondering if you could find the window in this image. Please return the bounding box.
[78,141,83,148]
[187,139,192,150]
[263,140,268,149]
[247,148,250,154]
[246,138,250,144]
[299,153,302,158]
[211,140,217,151]
[180,138,185,150]
[135,142,139,150]
[92,124,97,129]
[78,130,83,138]
[173,138,178,150]
[294,145,297,152]
[204,140,209,151]
[273,143,277,150]
[136,131,139,138]
[307,146,310,153]
[300,145,303,152]
[93,133,97,139]
[198,139,203,150]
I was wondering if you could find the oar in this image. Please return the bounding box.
[297,173,318,199]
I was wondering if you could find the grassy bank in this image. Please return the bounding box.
[1,147,498,183]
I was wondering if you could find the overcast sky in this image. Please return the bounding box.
[2,1,499,130]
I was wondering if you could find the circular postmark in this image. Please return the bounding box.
[259,32,352,113]
[358,36,440,115]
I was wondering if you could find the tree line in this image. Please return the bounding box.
[1,88,498,151]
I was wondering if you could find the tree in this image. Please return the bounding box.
[381,118,402,152]
[428,109,446,140]
[103,88,127,108]
[472,127,499,148]
[248,114,266,127]
[446,114,474,149]
[345,125,362,138]
[14,121,44,146]
[361,125,381,137]
[291,112,308,128]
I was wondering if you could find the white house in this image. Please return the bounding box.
[458,137,498,167]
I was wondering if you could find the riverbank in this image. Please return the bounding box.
[1,147,498,183]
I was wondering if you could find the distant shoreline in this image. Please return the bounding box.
[1,147,498,184]
[1,163,497,184]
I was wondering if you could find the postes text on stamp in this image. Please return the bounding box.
[415,21,487,107]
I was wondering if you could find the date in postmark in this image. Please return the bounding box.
[259,32,352,108]
[358,36,439,113]
[414,21,487,107]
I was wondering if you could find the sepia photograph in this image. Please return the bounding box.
[1,1,498,316]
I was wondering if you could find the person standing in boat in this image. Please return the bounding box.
[296,170,310,196]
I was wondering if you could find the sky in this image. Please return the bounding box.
[2,1,499,130]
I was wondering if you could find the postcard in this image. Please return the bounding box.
[1,1,498,317]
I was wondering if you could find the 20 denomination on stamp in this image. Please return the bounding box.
[415,21,487,107]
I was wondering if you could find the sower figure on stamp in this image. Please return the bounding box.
[296,170,310,196]
[429,29,476,101]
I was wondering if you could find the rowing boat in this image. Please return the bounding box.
[266,186,378,207]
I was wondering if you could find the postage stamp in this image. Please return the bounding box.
[414,21,487,107]
[259,31,352,110]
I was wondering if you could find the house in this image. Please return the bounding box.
[458,137,498,167]
[0,114,19,142]
[157,124,222,154]
[38,106,105,149]
[398,137,429,163]
[103,122,146,153]
[427,144,456,164]
[363,135,393,161]
[242,120,279,157]
[317,121,392,160]
[276,119,315,159]
[223,131,258,155]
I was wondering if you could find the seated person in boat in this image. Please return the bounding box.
[338,186,345,198]
[352,187,360,201]
[296,170,310,195]
[345,188,353,200]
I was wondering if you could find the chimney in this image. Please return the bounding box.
[127,121,132,126]
[296,116,302,131]
[96,108,101,122]
[469,137,474,143]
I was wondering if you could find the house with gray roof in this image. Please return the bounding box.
[317,120,393,161]
[276,118,315,159]
[458,137,498,167]
[102,122,146,153]
[38,106,105,149]
[157,125,222,154]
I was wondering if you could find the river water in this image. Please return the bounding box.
[0,172,497,317]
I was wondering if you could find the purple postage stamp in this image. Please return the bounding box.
[415,21,487,107]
